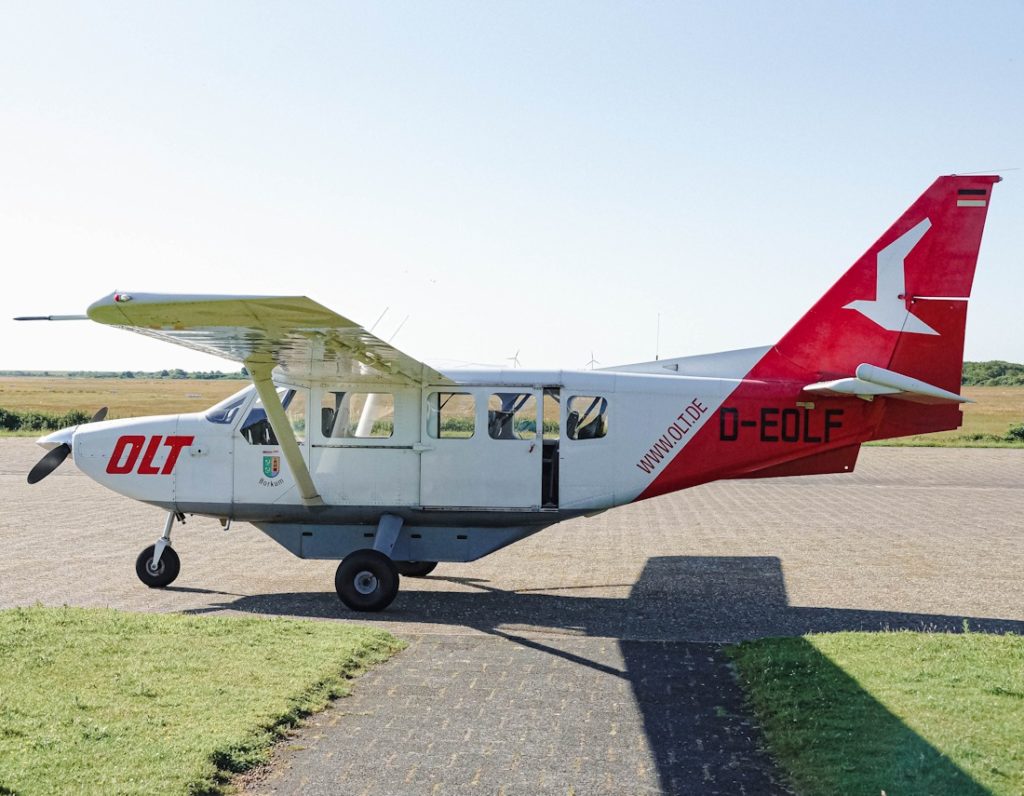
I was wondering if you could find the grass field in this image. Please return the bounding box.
[0,378,1020,445]
[0,606,403,796]
[730,631,1024,796]
[869,385,1024,447]
[0,376,249,420]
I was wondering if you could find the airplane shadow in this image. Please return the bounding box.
[188,556,1013,794]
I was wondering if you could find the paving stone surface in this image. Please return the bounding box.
[2,439,1022,794]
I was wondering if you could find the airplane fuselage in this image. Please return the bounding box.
[63,354,884,564]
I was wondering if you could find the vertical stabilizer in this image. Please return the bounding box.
[772,174,999,390]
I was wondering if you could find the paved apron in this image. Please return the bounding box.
[2,440,1022,794]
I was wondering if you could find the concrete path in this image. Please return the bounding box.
[2,440,1022,794]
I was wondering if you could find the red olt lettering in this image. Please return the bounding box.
[106,435,194,475]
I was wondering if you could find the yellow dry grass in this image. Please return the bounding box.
[0,377,249,420]
[891,385,1024,444]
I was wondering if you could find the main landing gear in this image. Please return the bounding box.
[135,511,183,588]
[333,514,439,612]
[335,549,399,612]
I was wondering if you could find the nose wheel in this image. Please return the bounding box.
[136,544,180,588]
[135,511,183,588]
[335,549,400,612]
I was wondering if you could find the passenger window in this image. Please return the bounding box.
[321,392,394,438]
[566,396,608,440]
[488,393,537,440]
[240,388,293,445]
[543,390,560,439]
[427,392,475,439]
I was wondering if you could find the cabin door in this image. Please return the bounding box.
[420,388,543,509]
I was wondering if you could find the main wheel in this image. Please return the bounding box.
[135,544,180,588]
[395,561,437,578]
[335,549,400,612]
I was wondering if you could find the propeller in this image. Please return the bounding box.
[26,406,108,485]
[27,444,71,485]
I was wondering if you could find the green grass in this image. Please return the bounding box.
[871,385,1024,448]
[0,606,404,795]
[730,631,1024,795]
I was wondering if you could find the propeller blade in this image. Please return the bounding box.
[27,443,71,485]
[91,406,108,423]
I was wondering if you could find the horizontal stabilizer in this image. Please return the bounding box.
[804,363,970,405]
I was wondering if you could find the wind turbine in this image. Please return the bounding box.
[507,350,521,368]
[585,351,600,370]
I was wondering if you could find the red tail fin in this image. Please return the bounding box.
[634,176,1000,501]
[772,175,999,392]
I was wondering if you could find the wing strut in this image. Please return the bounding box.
[245,357,325,507]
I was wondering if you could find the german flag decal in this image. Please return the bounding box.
[957,188,987,207]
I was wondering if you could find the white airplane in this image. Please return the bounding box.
[18,175,999,611]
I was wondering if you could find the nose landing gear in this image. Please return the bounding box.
[136,544,180,587]
[135,511,183,588]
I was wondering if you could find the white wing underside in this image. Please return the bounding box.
[87,292,451,385]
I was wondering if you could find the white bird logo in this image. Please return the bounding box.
[843,218,938,336]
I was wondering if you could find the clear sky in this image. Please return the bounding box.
[2,1,1021,372]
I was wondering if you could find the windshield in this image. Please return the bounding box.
[204,386,254,424]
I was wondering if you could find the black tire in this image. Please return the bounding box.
[395,561,438,578]
[335,549,400,612]
[135,544,180,588]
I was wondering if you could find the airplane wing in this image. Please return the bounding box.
[86,292,451,385]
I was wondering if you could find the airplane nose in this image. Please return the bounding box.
[36,426,76,451]
[26,406,108,484]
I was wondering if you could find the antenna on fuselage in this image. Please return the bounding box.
[389,315,410,343]
[369,306,389,334]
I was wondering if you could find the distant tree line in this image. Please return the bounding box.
[0,368,249,380]
[961,361,1024,387]
[0,408,92,432]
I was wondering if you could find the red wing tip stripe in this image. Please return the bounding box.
[956,199,987,207]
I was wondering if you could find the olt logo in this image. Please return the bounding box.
[106,435,195,475]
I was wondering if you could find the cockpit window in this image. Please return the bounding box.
[204,387,252,425]
[240,388,294,445]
